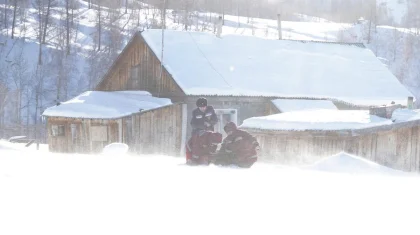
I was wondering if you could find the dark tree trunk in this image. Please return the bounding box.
[11,0,17,39]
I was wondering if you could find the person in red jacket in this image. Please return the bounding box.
[186,129,223,166]
[212,122,260,168]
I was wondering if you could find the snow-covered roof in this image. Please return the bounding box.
[241,109,393,131]
[272,99,337,112]
[142,29,413,106]
[391,109,420,123]
[42,91,172,119]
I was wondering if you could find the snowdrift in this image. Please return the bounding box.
[102,143,129,155]
[305,152,407,175]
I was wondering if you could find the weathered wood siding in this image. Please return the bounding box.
[243,121,420,172]
[47,118,119,154]
[267,102,280,115]
[96,34,185,101]
[131,103,185,156]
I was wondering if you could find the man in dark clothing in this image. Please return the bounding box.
[212,122,260,168]
[190,97,218,135]
[186,130,223,166]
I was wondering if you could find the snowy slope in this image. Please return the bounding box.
[0,141,419,235]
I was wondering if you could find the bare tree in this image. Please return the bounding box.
[34,0,44,65]
[11,0,18,39]
[10,47,29,135]
[3,0,9,37]
[0,82,7,136]
[55,51,67,102]
[136,1,142,26]
[33,65,44,141]
[0,60,8,136]
[17,0,29,38]
[42,0,52,44]
[106,1,123,56]
[407,0,420,34]
[97,1,102,51]
[66,0,70,55]
[367,3,376,44]
[70,0,79,42]
[392,25,399,62]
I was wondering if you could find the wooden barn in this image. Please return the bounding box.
[95,29,413,138]
[42,91,187,155]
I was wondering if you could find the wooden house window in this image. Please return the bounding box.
[51,125,65,137]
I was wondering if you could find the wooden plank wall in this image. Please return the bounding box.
[47,118,119,154]
[245,124,420,172]
[131,103,184,156]
[96,35,184,99]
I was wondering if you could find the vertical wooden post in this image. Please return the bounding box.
[180,103,188,157]
[118,119,123,142]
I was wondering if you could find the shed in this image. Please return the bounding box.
[42,91,187,155]
[240,109,420,172]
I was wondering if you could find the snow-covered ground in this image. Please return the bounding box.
[1,140,419,235]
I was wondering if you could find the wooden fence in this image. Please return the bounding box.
[243,120,420,172]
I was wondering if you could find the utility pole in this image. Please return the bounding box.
[158,0,166,97]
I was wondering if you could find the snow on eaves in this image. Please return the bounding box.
[392,109,420,123]
[42,91,172,119]
[241,109,393,131]
[272,99,337,112]
[141,29,413,107]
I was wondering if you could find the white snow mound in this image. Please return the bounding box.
[102,143,129,155]
[306,152,406,175]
